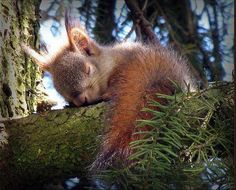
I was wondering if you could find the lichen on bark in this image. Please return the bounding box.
[0,0,43,119]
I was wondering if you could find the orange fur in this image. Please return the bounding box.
[90,43,195,170]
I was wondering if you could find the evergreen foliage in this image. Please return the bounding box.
[95,81,234,190]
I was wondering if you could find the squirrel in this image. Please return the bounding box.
[22,12,196,171]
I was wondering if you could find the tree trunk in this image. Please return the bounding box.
[93,0,116,43]
[208,2,225,81]
[0,0,43,119]
[0,103,107,190]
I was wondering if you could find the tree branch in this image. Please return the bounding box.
[124,0,160,44]
[0,103,107,189]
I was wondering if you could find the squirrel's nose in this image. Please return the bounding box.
[73,94,87,107]
[84,96,88,104]
[79,94,87,105]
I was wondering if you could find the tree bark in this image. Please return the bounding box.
[0,102,107,190]
[0,0,43,119]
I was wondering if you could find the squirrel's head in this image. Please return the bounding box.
[21,12,104,107]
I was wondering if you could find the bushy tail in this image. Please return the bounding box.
[90,44,196,171]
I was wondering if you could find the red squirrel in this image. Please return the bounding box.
[22,13,196,171]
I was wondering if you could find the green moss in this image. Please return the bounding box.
[9,20,19,49]
[1,103,106,189]
[0,98,7,118]
[1,47,8,70]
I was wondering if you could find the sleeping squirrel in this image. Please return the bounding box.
[22,12,196,171]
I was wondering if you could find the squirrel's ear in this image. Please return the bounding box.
[68,27,90,52]
[65,10,100,56]
[21,43,50,71]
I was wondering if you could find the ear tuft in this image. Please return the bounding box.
[65,9,82,31]
[21,43,50,71]
[65,9,101,56]
[65,9,90,53]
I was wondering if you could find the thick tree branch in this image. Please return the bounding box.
[0,103,107,190]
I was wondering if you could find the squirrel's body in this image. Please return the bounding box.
[89,42,196,169]
[22,13,196,171]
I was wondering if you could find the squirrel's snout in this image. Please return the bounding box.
[73,94,87,107]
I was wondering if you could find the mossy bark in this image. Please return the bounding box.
[0,0,43,119]
[0,103,107,190]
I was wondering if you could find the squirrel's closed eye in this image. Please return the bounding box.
[86,65,90,75]
[85,63,95,76]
